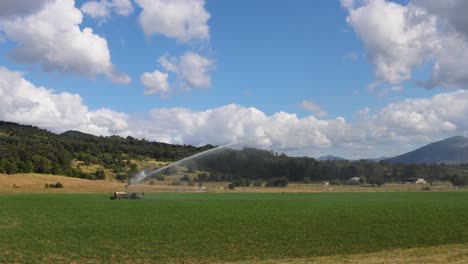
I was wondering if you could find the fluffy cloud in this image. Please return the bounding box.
[354,90,468,149]
[139,90,468,157]
[343,0,468,89]
[146,105,342,150]
[161,52,214,89]
[81,0,133,19]
[143,52,214,95]
[376,91,467,134]
[0,0,54,18]
[414,0,468,39]
[134,0,210,42]
[0,0,130,84]
[0,67,129,135]
[140,70,170,96]
[344,0,437,84]
[299,100,328,117]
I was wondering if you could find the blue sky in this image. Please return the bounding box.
[0,0,467,158]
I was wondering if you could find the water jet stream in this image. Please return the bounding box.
[130,140,252,184]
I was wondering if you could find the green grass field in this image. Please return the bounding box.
[1,192,468,263]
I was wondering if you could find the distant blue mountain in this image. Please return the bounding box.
[316,155,346,161]
[387,136,468,164]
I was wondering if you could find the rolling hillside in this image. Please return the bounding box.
[0,121,212,178]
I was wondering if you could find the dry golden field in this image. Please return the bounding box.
[0,173,464,194]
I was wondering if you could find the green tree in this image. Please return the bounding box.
[95,169,106,180]
[181,175,190,181]
[35,157,52,174]
[4,161,18,174]
[367,174,385,187]
[265,177,288,187]
[449,174,467,186]
[18,161,34,173]
[156,175,165,181]
[115,174,127,182]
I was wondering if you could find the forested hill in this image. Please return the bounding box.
[0,121,212,177]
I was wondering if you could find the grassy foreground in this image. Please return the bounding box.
[1,192,468,263]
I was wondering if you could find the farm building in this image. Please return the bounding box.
[346,177,361,185]
[403,178,426,184]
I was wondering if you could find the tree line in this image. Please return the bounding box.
[186,148,468,186]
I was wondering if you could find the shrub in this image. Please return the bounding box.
[228,183,235,190]
[112,166,124,173]
[187,180,194,186]
[44,182,63,188]
[233,178,252,187]
[181,175,190,181]
[186,163,196,173]
[156,175,165,181]
[115,174,127,183]
[253,180,263,187]
[449,174,467,186]
[265,177,288,187]
[367,175,385,187]
[95,169,106,180]
[148,180,156,185]
[329,179,342,185]
[163,166,177,175]
[196,173,208,181]
[208,172,221,182]
[170,180,181,186]
[303,177,312,184]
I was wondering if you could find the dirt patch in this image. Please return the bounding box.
[229,243,468,264]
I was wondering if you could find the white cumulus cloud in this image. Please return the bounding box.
[299,100,328,117]
[344,0,437,84]
[134,0,210,43]
[140,70,170,96]
[142,52,214,95]
[344,0,468,89]
[0,0,54,18]
[146,104,341,150]
[81,0,133,19]
[139,90,468,157]
[0,0,130,84]
[0,67,129,135]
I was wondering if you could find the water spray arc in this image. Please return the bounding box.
[130,140,253,184]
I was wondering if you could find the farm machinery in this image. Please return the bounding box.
[110,184,144,200]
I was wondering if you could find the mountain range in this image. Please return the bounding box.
[315,136,468,164]
[386,136,468,164]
